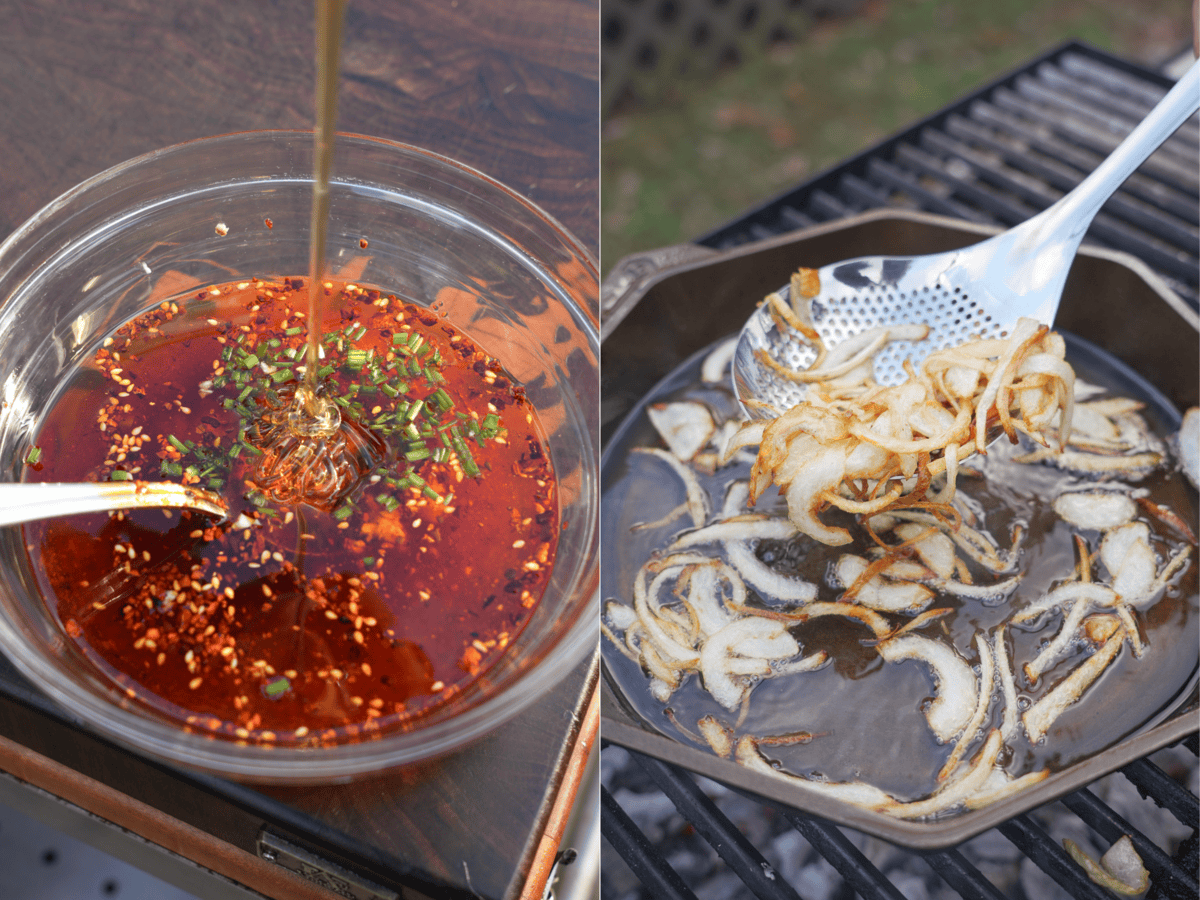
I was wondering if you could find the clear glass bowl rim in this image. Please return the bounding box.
[0,130,600,783]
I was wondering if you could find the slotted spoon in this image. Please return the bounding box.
[734,58,1200,417]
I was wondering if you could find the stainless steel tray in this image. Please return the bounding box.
[599,208,1199,849]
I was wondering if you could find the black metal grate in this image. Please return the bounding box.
[601,42,1198,900]
[697,43,1199,312]
[602,737,1198,899]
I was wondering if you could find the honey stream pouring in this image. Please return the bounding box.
[0,0,359,528]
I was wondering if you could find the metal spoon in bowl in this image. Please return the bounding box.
[0,481,226,528]
[733,58,1200,418]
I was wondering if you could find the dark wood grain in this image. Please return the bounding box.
[0,2,597,899]
[0,0,598,258]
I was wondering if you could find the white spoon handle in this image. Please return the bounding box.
[1034,57,1200,247]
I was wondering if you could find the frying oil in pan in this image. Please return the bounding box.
[602,333,1197,811]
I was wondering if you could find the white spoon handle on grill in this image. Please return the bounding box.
[1016,56,1200,270]
[0,482,227,528]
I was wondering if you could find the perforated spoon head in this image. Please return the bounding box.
[731,231,1061,415]
[732,58,1200,419]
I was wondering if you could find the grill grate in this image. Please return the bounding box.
[601,42,1198,900]
[697,43,1200,311]
[602,738,1198,899]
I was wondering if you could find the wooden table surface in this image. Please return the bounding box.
[0,2,598,899]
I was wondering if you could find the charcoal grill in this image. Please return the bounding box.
[599,41,1198,899]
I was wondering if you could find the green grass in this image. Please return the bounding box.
[602,0,1191,272]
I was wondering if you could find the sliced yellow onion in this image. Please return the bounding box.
[783,328,890,383]
[680,562,738,638]
[728,623,800,660]
[1023,628,1125,743]
[1011,581,1116,624]
[647,401,717,463]
[735,737,896,810]
[938,634,995,781]
[633,567,700,665]
[781,446,854,545]
[722,419,767,463]
[879,730,1003,819]
[604,599,638,631]
[772,651,829,676]
[635,447,709,528]
[1023,595,1090,685]
[832,554,936,614]
[1053,490,1137,531]
[700,617,799,711]
[600,618,641,663]
[895,522,957,578]
[877,634,977,742]
[965,768,1050,810]
[925,573,1024,603]
[722,480,751,517]
[798,601,892,640]
[724,540,818,604]
[646,551,723,573]
[886,510,1019,574]
[890,608,954,638]
[669,517,799,550]
[697,715,735,757]
[631,502,691,533]
[641,642,683,690]
[701,336,740,384]
[992,625,1020,742]
[1063,836,1149,896]
[1102,523,1158,603]
[725,657,774,676]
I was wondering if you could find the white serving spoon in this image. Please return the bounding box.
[0,481,226,528]
[734,58,1200,417]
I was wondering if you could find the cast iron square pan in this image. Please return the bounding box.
[599,209,1199,849]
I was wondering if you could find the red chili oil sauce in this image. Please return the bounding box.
[24,277,558,746]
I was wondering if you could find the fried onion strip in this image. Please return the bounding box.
[735,737,895,810]
[877,634,977,742]
[880,730,1003,819]
[634,447,709,528]
[938,634,995,781]
[1023,628,1125,743]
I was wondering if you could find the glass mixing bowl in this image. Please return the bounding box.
[0,131,599,783]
